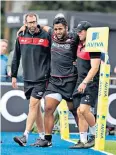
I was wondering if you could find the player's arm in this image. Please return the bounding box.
[17,25,26,36]
[11,38,21,88]
[82,58,100,83]
[78,52,101,93]
[40,25,51,32]
[70,32,79,61]
[82,52,101,84]
[7,51,13,77]
[17,24,51,36]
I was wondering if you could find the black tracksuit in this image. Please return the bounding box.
[11,28,51,82]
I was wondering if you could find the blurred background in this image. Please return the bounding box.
[1,1,116,134]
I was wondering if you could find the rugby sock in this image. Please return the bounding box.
[89,124,96,135]
[24,130,29,140]
[39,132,45,140]
[80,132,87,143]
[45,135,52,142]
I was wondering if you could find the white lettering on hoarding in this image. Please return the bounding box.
[0,90,27,122]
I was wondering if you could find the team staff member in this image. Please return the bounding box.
[70,21,101,149]
[11,12,51,146]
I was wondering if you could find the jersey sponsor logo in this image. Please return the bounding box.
[39,39,44,43]
[65,44,70,49]
[52,42,70,50]
[21,39,27,42]
[65,39,71,42]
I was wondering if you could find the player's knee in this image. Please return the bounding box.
[77,108,83,117]
[29,100,39,109]
[44,105,54,115]
[29,104,37,111]
[77,107,80,114]
[79,107,86,115]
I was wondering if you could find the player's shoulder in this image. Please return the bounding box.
[40,28,50,37]
[17,32,24,37]
[68,32,75,38]
[68,32,79,40]
[41,28,48,34]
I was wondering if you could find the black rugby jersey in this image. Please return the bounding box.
[76,42,101,83]
[49,28,79,77]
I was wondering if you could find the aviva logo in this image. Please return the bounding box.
[92,32,99,40]
[86,32,104,47]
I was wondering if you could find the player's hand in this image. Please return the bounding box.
[17,25,26,36]
[8,71,11,77]
[77,82,87,93]
[114,67,116,73]
[73,61,76,65]
[12,77,18,89]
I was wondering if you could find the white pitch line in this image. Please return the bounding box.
[62,138,77,144]
[91,148,114,155]
[70,133,79,135]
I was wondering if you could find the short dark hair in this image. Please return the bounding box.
[23,12,39,23]
[53,17,67,27]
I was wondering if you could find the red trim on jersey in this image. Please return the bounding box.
[18,37,49,47]
[77,43,90,60]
